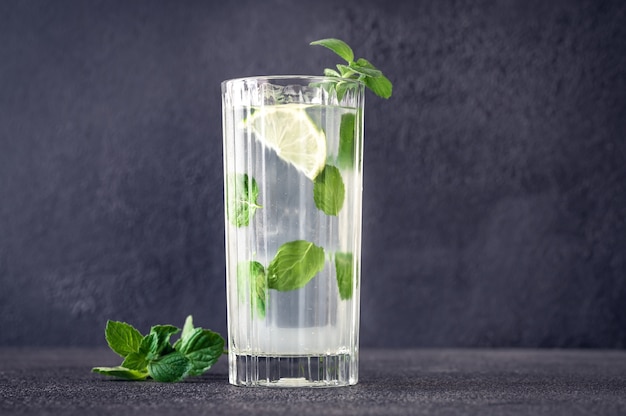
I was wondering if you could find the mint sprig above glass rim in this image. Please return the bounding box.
[310,38,393,99]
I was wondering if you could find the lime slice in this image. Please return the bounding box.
[246,105,327,180]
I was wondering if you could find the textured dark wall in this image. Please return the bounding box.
[1,0,624,348]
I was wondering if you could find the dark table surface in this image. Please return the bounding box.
[1,348,625,415]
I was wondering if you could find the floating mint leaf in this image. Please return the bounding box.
[335,252,354,300]
[337,113,356,169]
[105,320,143,358]
[237,261,267,318]
[147,351,192,383]
[313,165,345,216]
[267,240,325,291]
[227,173,262,227]
[92,366,148,380]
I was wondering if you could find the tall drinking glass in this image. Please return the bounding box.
[221,76,365,387]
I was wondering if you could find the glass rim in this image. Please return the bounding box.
[221,75,364,87]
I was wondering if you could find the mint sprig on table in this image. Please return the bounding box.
[92,316,224,382]
[310,38,393,99]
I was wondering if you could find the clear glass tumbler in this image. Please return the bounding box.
[221,76,365,387]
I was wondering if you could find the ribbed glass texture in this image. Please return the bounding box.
[221,76,364,387]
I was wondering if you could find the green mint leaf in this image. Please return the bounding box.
[313,165,345,216]
[336,64,353,77]
[267,240,325,291]
[227,173,262,227]
[324,68,341,77]
[310,38,354,63]
[104,320,143,358]
[175,328,225,376]
[173,315,195,350]
[348,61,382,77]
[147,351,192,383]
[150,325,180,355]
[237,261,267,318]
[363,73,393,99]
[354,58,393,99]
[310,80,337,94]
[121,351,149,371]
[138,333,156,358]
[172,315,225,376]
[335,252,354,300]
[337,113,356,169]
[335,81,351,102]
[92,366,149,380]
[141,325,179,360]
[353,58,380,72]
[181,315,195,340]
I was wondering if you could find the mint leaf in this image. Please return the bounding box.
[335,81,352,102]
[121,351,149,371]
[267,240,325,291]
[324,68,341,77]
[147,351,192,383]
[337,113,356,169]
[310,38,354,63]
[92,366,148,380]
[181,315,195,341]
[227,173,262,227]
[335,252,354,300]
[151,325,180,355]
[313,165,345,216]
[362,73,393,99]
[353,58,392,99]
[175,328,225,376]
[237,261,267,318]
[348,61,382,77]
[173,315,197,350]
[105,320,143,358]
[174,316,225,375]
[336,63,353,77]
[141,325,179,360]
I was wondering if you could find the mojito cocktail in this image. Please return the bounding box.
[222,76,364,387]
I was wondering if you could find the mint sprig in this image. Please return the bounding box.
[93,316,224,382]
[310,38,393,99]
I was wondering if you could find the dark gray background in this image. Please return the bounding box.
[1,0,624,348]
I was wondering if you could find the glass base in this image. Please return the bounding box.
[229,352,358,388]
